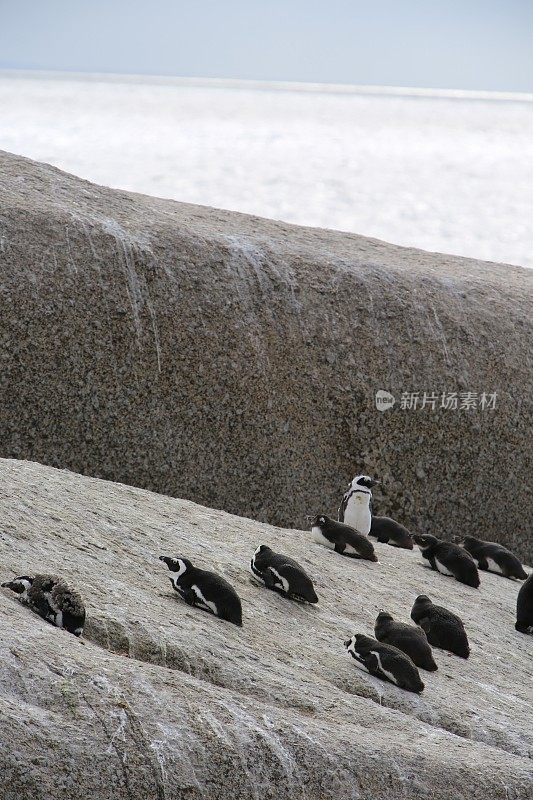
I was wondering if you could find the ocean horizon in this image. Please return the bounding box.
[1,69,532,268]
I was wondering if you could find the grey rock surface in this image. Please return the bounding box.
[0,458,532,800]
[0,150,532,559]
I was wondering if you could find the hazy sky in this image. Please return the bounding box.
[1,0,532,92]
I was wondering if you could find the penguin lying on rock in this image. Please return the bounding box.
[1,574,85,636]
[344,633,424,694]
[516,573,533,634]
[411,595,470,658]
[338,475,379,534]
[370,516,413,550]
[160,556,243,626]
[374,611,437,671]
[461,536,527,580]
[250,545,318,603]
[413,534,480,588]
[311,515,378,561]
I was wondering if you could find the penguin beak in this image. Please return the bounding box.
[370,479,380,488]
[344,639,351,648]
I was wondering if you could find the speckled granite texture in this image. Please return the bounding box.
[0,150,531,559]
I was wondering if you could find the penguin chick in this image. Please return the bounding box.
[413,533,480,588]
[411,595,470,658]
[250,545,318,603]
[160,556,243,626]
[516,573,533,634]
[370,516,413,550]
[311,515,377,561]
[344,633,424,693]
[374,611,437,671]
[461,536,527,580]
[1,574,85,636]
[338,474,379,534]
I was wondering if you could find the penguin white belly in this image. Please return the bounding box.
[486,557,503,574]
[373,652,398,685]
[191,585,217,614]
[312,526,334,550]
[435,559,454,576]
[343,497,371,535]
[269,567,289,592]
[344,544,358,555]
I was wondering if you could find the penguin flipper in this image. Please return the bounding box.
[334,543,346,555]
[478,557,489,571]
[338,490,349,522]
[181,588,198,607]
[262,568,280,591]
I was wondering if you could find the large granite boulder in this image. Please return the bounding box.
[0,459,532,799]
[0,151,531,559]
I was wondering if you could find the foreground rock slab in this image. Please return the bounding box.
[0,459,531,800]
[0,150,532,560]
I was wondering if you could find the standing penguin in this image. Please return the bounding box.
[1,574,85,637]
[374,611,437,671]
[413,534,480,588]
[160,556,243,626]
[461,536,527,580]
[338,475,379,535]
[311,515,378,561]
[516,573,533,634]
[411,595,470,658]
[250,545,318,603]
[370,516,414,550]
[344,633,424,693]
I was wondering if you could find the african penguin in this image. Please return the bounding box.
[461,536,527,580]
[370,516,413,550]
[515,573,533,634]
[160,556,243,626]
[344,633,424,693]
[410,595,470,658]
[250,545,318,603]
[338,474,379,535]
[311,515,377,561]
[1,574,85,636]
[374,611,437,671]
[413,533,480,588]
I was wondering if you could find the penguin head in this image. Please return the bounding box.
[253,545,272,557]
[311,514,330,529]
[375,611,394,626]
[344,634,356,651]
[346,633,374,654]
[352,475,379,490]
[461,535,481,551]
[159,556,192,579]
[413,533,439,551]
[1,575,34,598]
[413,594,432,610]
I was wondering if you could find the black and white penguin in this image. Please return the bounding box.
[370,516,413,550]
[159,556,243,626]
[515,573,533,634]
[410,595,470,658]
[413,533,480,588]
[461,536,527,580]
[338,474,379,534]
[1,574,85,636]
[250,545,318,603]
[311,515,378,561]
[374,611,437,671]
[344,633,424,693]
